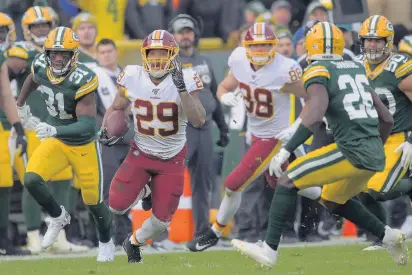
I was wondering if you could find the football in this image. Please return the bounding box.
[104,110,129,137]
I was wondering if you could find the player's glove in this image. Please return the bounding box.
[17,104,32,123]
[171,57,187,93]
[216,131,229,147]
[97,128,123,147]
[13,122,27,156]
[35,122,57,139]
[395,140,412,170]
[23,116,41,130]
[276,118,302,144]
[220,92,241,107]
[269,148,291,177]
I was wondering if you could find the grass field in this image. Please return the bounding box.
[0,243,411,275]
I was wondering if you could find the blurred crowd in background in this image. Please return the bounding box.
[1,0,412,254]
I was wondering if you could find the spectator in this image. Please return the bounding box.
[243,1,266,25]
[304,1,329,22]
[274,27,294,57]
[177,0,242,41]
[292,27,305,59]
[338,25,359,56]
[271,0,292,26]
[125,0,174,39]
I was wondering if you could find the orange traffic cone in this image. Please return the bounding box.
[342,219,357,237]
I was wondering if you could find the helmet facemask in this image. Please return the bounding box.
[29,21,53,46]
[46,49,77,76]
[142,47,178,79]
[361,37,391,63]
[243,42,276,66]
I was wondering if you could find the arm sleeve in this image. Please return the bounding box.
[395,58,412,84]
[55,115,96,139]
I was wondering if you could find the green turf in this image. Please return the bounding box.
[0,244,411,275]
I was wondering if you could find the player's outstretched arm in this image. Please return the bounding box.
[217,72,242,107]
[101,87,131,130]
[16,73,39,107]
[370,90,393,143]
[281,79,307,99]
[171,58,206,128]
[0,63,20,124]
[398,74,412,102]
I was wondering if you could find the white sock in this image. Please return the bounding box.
[213,189,242,235]
[131,215,169,245]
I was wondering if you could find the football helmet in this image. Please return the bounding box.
[359,15,394,62]
[305,21,344,62]
[398,35,412,57]
[243,22,278,66]
[22,6,56,46]
[44,27,80,79]
[0,12,15,50]
[141,30,179,78]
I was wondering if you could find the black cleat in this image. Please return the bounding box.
[123,233,143,263]
[0,239,31,256]
[186,228,219,252]
[142,194,152,211]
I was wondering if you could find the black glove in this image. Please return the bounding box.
[13,122,27,156]
[216,131,229,147]
[171,57,187,93]
[97,128,123,147]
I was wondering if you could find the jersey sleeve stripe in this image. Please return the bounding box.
[75,76,99,99]
[395,60,412,79]
[119,86,129,99]
[302,66,330,83]
[7,47,29,60]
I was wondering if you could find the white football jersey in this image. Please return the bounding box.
[117,65,202,159]
[228,47,302,138]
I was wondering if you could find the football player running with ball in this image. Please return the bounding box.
[16,27,114,262]
[232,22,408,267]
[100,30,206,263]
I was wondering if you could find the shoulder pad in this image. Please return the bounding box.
[302,63,330,84]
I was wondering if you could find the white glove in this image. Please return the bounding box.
[35,122,57,139]
[24,116,41,130]
[17,104,32,123]
[220,92,241,107]
[269,148,291,177]
[395,141,412,170]
[276,118,302,144]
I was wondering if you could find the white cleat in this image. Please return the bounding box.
[49,230,89,253]
[97,239,115,262]
[382,226,408,265]
[231,239,277,268]
[41,206,71,249]
[26,230,42,254]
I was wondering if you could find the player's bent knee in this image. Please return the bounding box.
[24,172,44,189]
[81,187,100,205]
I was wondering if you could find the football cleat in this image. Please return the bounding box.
[382,226,408,265]
[0,238,31,256]
[97,239,115,262]
[231,240,277,268]
[186,228,219,252]
[123,233,143,263]
[363,240,384,252]
[41,206,71,249]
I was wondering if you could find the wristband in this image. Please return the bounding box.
[284,124,313,152]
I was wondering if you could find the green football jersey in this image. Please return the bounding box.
[31,52,99,145]
[0,49,11,130]
[362,53,412,134]
[303,60,385,171]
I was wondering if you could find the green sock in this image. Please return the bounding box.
[88,202,112,243]
[24,172,62,218]
[358,192,386,223]
[22,188,42,231]
[381,179,412,201]
[333,198,385,240]
[66,187,79,214]
[0,187,11,230]
[265,184,298,250]
[49,180,71,209]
